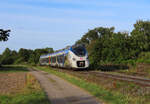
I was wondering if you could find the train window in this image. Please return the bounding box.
[46,58,49,63]
[52,56,56,63]
[57,56,60,63]
[45,58,49,63]
[40,58,49,64]
[71,45,86,56]
[57,55,65,63]
[61,55,65,63]
[40,59,43,63]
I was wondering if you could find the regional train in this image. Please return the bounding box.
[39,44,89,69]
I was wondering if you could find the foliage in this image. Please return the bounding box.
[0,65,28,73]
[0,48,53,65]
[0,48,15,65]
[136,52,150,63]
[0,91,50,104]
[131,20,150,53]
[0,29,10,41]
[76,20,150,69]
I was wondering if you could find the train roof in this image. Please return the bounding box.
[40,46,71,58]
[40,44,86,59]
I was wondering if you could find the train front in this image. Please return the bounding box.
[69,45,89,69]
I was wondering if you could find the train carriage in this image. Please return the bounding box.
[39,44,89,69]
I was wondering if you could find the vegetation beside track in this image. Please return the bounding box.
[115,63,150,78]
[0,66,50,104]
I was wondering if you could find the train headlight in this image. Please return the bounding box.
[72,58,76,61]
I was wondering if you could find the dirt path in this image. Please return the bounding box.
[29,68,102,104]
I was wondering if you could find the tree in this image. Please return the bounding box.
[0,48,14,64]
[18,48,33,62]
[131,20,150,57]
[76,27,116,68]
[0,29,11,41]
[0,29,11,66]
[75,27,115,46]
[31,48,53,64]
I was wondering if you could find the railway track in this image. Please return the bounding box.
[54,68,150,87]
[88,71,150,86]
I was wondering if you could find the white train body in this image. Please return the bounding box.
[39,45,89,69]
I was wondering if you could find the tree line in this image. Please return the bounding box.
[0,29,54,65]
[1,20,150,69]
[76,20,150,69]
[0,48,53,65]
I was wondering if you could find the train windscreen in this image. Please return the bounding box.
[71,45,86,56]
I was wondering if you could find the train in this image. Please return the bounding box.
[39,44,89,69]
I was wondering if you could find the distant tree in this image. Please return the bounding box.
[31,48,53,64]
[0,48,14,64]
[18,48,33,62]
[0,29,11,41]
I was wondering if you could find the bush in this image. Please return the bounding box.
[14,58,24,64]
[137,52,150,64]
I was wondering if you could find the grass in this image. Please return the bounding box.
[33,66,130,104]
[0,65,28,73]
[0,91,49,104]
[116,63,150,78]
[0,68,50,104]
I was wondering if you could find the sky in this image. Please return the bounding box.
[0,0,150,54]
